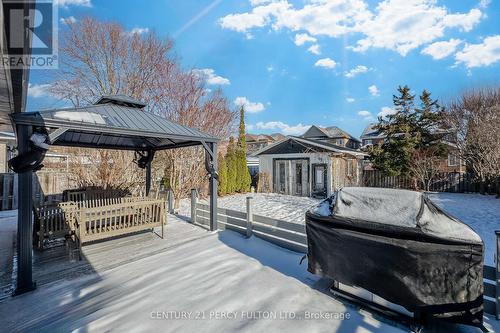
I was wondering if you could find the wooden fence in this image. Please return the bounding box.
[191,191,499,318]
[363,170,500,195]
[0,172,72,211]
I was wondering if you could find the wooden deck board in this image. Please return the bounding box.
[0,214,209,298]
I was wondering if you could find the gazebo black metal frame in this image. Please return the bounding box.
[10,95,219,295]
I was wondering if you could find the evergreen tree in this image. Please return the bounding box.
[370,86,445,176]
[226,137,237,193]
[236,106,252,192]
[217,151,227,196]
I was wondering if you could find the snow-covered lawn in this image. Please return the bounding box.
[427,192,500,266]
[180,193,321,224]
[181,192,499,265]
[0,216,407,333]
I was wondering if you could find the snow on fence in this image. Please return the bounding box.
[191,191,500,318]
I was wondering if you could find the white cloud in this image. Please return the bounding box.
[455,35,500,68]
[314,58,337,69]
[353,2,482,56]
[192,68,231,85]
[294,33,317,46]
[358,110,374,121]
[129,27,149,35]
[421,38,462,60]
[254,121,309,135]
[345,65,368,78]
[250,0,274,5]
[307,44,321,55]
[368,85,380,96]
[234,97,266,113]
[219,1,291,33]
[28,83,54,98]
[479,0,491,9]
[378,106,397,118]
[267,65,274,72]
[56,0,91,7]
[346,97,355,103]
[60,16,77,24]
[219,0,484,57]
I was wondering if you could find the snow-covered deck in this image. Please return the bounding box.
[0,213,498,332]
[0,215,408,332]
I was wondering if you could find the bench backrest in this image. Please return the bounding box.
[64,188,130,208]
[78,199,166,243]
[34,202,79,242]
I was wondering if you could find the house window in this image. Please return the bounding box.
[335,139,344,146]
[364,139,373,146]
[347,159,354,176]
[448,154,459,167]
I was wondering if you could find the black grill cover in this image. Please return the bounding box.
[305,187,484,327]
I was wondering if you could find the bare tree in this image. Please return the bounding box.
[409,148,446,191]
[445,87,500,192]
[50,17,236,196]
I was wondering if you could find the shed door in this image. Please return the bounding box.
[312,163,327,198]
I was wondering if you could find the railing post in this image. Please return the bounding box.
[246,196,253,238]
[167,188,174,214]
[191,189,197,224]
[496,230,500,320]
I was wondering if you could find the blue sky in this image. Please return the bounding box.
[28,0,500,138]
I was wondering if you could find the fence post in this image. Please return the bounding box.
[496,230,500,320]
[246,196,253,238]
[167,188,174,214]
[191,189,197,224]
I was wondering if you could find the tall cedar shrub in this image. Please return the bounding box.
[217,151,227,196]
[236,107,252,192]
[226,137,237,193]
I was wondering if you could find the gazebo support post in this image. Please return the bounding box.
[14,125,36,295]
[145,159,152,196]
[208,142,218,231]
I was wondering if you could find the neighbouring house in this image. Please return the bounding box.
[246,133,285,186]
[359,124,386,148]
[246,133,285,154]
[301,125,361,149]
[254,136,366,198]
[0,131,16,173]
[360,123,466,173]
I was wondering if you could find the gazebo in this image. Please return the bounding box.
[9,95,219,295]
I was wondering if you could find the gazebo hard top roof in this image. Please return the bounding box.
[11,96,219,151]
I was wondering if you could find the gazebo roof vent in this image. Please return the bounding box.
[95,94,147,109]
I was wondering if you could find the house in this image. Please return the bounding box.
[246,133,285,187]
[360,123,466,173]
[0,131,16,173]
[359,124,386,148]
[254,136,365,198]
[246,133,285,154]
[301,125,361,149]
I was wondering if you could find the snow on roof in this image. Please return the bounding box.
[253,136,366,157]
[360,123,385,140]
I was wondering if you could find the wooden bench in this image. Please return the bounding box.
[33,197,166,251]
[33,202,79,250]
[75,199,166,247]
